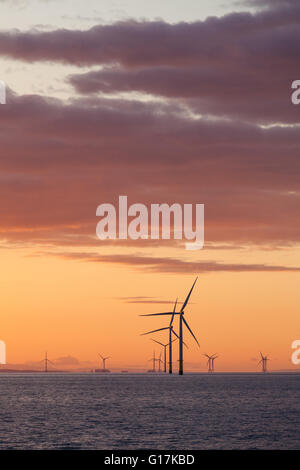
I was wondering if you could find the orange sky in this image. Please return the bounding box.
[1,243,299,372]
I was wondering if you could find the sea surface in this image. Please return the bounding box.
[0,373,299,450]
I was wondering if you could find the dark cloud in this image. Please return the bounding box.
[41,251,300,274]
[116,296,187,304]
[0,2,298,123]
[0,4,299,67]
[0,0,299,250]
[117,296,175,304]
[0,91,300,247]
[69,64,300,124]
[65,0,300,124]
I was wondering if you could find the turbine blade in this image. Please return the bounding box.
[182,316,200,347]
[140,312,174,317]
[169,298,178,326]
[171,329,180,340]
[141,327,169,336]
[180,277,198,313]
[167,338,177,346]
[151,339,165,347]
[171,329,188,347]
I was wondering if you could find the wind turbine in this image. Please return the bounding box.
[157,352,163,372]
[141,278,199,375]
[40,352,55,372]
[141,300,182,374]
[203,353,213,372]
[258,352,269,373]
[99,354,110,371]
[148,351,156,372]
[204,353,218,372]
[151,338,177,373]
[44,351,48,373]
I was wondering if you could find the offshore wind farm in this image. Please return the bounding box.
[0,276,293,375]
[4,277,282,375]
[0,277,280,375]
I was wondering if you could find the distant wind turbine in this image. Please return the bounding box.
[99,354,110,370]
[151,338,177,373]
[40,351,55,372]
[258,352,269,373]
[203,353,217,372]
[157,352,163,372]
[141,278,199,375]
[148,351,156,372]
[141,299,182,374]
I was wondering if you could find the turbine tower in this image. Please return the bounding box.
[141,278,199,375]
[258,352,269,373]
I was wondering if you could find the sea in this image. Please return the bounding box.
[0,373,299,450]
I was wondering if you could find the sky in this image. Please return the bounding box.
[0,0,299,372]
